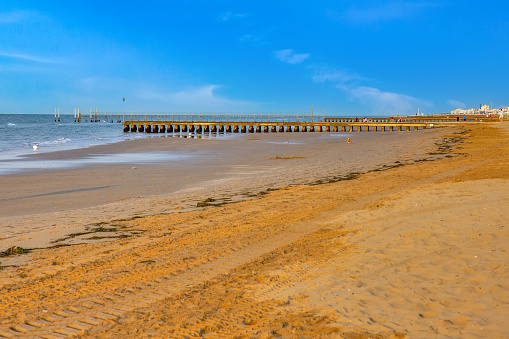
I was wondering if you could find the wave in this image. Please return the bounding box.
[38,137,72,146]
[7,123,16,127]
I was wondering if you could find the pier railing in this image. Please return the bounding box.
[63,112,501,124]
[69,112,327,123]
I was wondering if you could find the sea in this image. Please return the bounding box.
[0,114,171,175]
[0,114,151,155]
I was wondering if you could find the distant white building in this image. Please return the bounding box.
[450,108,477,115]
[450,103,503,115]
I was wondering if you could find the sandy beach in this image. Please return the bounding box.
[0,123,508,338]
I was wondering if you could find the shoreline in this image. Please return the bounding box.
[1,123,508,337]
[1,129,451,251]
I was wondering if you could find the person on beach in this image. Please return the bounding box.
[499,111,504,121]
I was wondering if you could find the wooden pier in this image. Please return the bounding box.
[122,117,459,134]
[65,111,499,126]
[59,110,499,133]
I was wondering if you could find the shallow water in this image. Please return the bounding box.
[0,114,139,156]
[0,114,221,174]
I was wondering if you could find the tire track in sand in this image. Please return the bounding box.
[0,212,331,338]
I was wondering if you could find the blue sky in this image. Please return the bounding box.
[0,1,507,115]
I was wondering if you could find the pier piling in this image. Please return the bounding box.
[108,113,493,136]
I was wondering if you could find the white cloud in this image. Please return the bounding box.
[137,85,258,112]
[274,49,310,64]
[71,78,259,112]
[311,65,431,114]
[345,1,438,24]
[447,99,466,109]
[240,33,264,43]
[0,51,61,63]
[0,10,33,24]
[310,66,366,89]
[349,86,432,114]
[219,11,248,22]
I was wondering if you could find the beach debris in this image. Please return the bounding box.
[268,156,305,160]
[0,246,30,257]
[131,166,137,169]
[197,197,221,207]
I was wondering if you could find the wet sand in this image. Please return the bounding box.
[0,124,508,338]
[1,130,444,250]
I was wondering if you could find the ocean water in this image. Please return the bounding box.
[0,114,137,156]
[0,114,172,175]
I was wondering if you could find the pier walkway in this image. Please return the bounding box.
[122,116,464,134]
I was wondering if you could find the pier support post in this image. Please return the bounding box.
[256,126,261,133]
[241,126,246,133]
[271,126,276,132]
[357,125,362,132]
[249,126,254,133]
[279,126,284,132]
[264,126,269,133]
[146,125,152,133]
[139,125,145,132]
[303,126,307,132]
[153,125,159,133]
[349,126,353,132]
[167,125,173,133]
[219,125,225,133]
[182,125,188,132]
[406,126,410,131]
[211,125,217,133]
[204,125,210,133]
[175,125,181,132]
[160,125,166,133]
[234,125,239,133]
[123,124,130,132]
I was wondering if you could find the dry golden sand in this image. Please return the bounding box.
[0,123,508,338]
